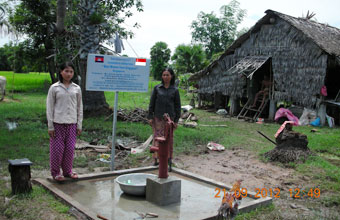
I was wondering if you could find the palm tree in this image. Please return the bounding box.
[0,4,19,39]
[71,0,143,114]
[55,0,109,114]
[75,0,110,114]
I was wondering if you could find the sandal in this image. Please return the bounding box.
[65,172,78,179]
[53,175,65,182]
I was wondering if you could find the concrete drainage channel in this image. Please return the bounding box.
[34,166,272,220]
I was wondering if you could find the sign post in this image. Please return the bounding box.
[111,91,118,171]
[86,54,150,170]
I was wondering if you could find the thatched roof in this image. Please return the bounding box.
[267,10,340,57]
[190,9,340,82]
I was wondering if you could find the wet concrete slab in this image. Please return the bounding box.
[34,166,272,220]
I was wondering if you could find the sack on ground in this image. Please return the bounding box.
[326,114,335,128]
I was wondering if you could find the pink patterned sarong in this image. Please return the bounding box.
[50,123,77,178]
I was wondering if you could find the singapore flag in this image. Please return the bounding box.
[135,58,146,66]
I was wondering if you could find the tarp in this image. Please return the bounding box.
[274,108,299,126]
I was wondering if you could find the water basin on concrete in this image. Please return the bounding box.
[115,173,157,196]
[35,167,272,220]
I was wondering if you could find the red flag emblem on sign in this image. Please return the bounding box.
[95,56,104,63]
[135,58,146,66]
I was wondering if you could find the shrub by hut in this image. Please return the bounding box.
[189,9,340,125]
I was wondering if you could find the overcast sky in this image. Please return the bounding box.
[120,0,340,58]
[1,0,340,59]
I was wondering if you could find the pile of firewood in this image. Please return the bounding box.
[179,111,198,127]
[117,108,149,123]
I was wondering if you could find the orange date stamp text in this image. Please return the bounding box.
[214,187,320,199]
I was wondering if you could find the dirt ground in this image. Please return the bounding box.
[176,147,293,191]
[68,146,339,219]
[2,146,338,220]
[173,148,339,220]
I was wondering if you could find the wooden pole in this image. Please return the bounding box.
[257,131,276,145]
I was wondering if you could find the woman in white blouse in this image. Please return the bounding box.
[46,62,83,182]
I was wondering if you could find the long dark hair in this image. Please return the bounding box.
[57,61,75,83]
[161,67,176,86]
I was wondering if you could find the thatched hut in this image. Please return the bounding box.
[189,9,340,125]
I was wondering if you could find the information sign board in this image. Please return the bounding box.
[86,54,150,92]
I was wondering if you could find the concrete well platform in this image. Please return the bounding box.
[34,166,272,220]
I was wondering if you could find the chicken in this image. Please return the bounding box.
[229,179,242,193]
[222,192,234,211]
[217,192,233,218]
[217,180,243,220]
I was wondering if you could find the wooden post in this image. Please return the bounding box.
[230,98,240,116]
[268,100,277,121]
[225,96,230,110]
[8,158,33,194]
[214,92,222,110]
[317,103,327,126]
[189,96,195,107]
[198,94,202,108]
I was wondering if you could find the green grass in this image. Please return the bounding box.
[296,155,340,191]
[0,170,74,220]
[104,79,160,109]
[0,74,189,168]
[1,186,74,220]
[0,92,49,168]
[0,71,51,93]
[1,75,339,181]
[0,71,339,219]
[235,204,276,220]
[104,79,190,109]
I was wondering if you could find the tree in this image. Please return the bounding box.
[190,0,246,59]
[236,27,249,38]
[10,0,143,114]
[11,41,29,73]
[10,0,58,81]
[150,41,171,80]
[0,2,19,38]
[56,0,66,33]
[0,40,46,72]
[0,44,12,71]
[171,44,208,75]
[0,2,23,72]
[73,0,143,114]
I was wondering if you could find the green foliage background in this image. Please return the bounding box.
[150,41,171,80]
[171,44,208,75]
[190,0,246,59]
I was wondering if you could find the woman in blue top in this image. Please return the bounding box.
[148,67,181,169]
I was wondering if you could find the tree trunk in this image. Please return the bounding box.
[47,54,57,83]
[83,90,110,114]
[56,0,67,33]
[45,32,57,83]
[75,0,110,116]
[78,59,109,116]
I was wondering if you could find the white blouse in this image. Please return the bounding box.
[46,82,83,131]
